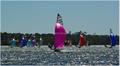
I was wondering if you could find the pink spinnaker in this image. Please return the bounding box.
[54,23,66,49]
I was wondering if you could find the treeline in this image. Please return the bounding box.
[1,32,119,46]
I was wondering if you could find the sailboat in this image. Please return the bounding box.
[109,28,116,48]
[20,37,27,47]
[54,13,66,52]
[79,33,85,48]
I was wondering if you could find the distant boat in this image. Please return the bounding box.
[54,13,66,52]
[86,41,89,46]
[32,39,36,47]
[79,33,85,48]
[20,37,27,47]
[27,39,32,47]
[9,38,16,47]
[109,28,116,48]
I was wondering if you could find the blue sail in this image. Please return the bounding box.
[20,37,27,47]
[110,29,116,47]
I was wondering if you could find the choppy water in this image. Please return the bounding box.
[1,45,119,65]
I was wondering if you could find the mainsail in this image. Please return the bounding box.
[110,28,116,47]
[54,13,66,50]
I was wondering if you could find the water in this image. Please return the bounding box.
[1,45,119,65]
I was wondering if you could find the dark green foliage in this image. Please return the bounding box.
[0,32,119,46]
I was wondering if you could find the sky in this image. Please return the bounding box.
[1,1,119,35]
